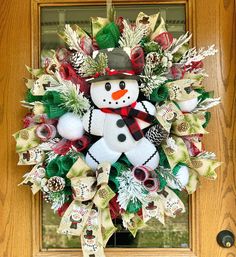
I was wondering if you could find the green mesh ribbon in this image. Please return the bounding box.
[96,22,120,49]
[157,173,167,189]
[108,175,119,193]
[44,104,67,119]
[46,156,76,178]
[46,158,62,178]
[126,200,142,213]
[150,84,169,103]
[172,163,187,176]
[59,155,77,176]
[203,112,211,128]
[196,89,214,102]
[159,148,170,169]
[26,90,43,102]
[120,155,132,167]
[108,161,127,193]
[43,91,64,105]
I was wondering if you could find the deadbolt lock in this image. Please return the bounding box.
[217,230,235,248]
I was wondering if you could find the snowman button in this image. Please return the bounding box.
[118,134,126,142]
[116,119,125,128]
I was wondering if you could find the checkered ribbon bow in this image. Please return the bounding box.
[101,103,156,141]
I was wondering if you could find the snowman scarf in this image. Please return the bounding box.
[101,103,156,141]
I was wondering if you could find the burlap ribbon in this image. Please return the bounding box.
[58,157,116,257]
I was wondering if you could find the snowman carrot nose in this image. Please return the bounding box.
[112,89,128,100]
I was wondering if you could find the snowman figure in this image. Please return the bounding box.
[83,48,160,170]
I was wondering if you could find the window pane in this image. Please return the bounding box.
[41,3,188,249]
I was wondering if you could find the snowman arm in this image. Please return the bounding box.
[82,109,106,136]
[135,101,156,129]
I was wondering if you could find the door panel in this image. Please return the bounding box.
[0,0,235,257]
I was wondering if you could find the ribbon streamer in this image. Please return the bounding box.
[58,157,116,257]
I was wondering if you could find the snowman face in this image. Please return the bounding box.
[90,79,139,108]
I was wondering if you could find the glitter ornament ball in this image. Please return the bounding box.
[167,165,190,190]
[57,113,84,140]
[176,98,199,113]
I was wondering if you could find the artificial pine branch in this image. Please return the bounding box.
[63,24,82,51]
[193,97,221,112]
[167,32,192,54]
[157,166,183,189]
[80,52,108,77]
[180,45,218,66]
[119,20,147,48]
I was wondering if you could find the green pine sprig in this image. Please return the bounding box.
[80,52,108,77]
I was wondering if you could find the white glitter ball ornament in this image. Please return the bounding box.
[57,113,84,140]
[167,165,190,190]
[176,98,199,113]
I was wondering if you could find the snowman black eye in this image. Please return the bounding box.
[119,81,126,90]
[105,82,111,91]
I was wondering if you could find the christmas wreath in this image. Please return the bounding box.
[14,4,221,257]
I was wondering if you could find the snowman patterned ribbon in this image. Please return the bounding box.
[101,102,156,141]
[142,188,185,226]
[58,157,116,257]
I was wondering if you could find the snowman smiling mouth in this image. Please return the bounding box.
[112,89,128,100]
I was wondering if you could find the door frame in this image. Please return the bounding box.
[31,1,199,257]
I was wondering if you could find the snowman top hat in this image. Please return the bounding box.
[86,47,142,82]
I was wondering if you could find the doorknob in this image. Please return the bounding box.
[217,230,235,248]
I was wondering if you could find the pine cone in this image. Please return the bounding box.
[47,176,65,192]
[43,192,52,203]
[70,51,85,74]
[145,124,169,146]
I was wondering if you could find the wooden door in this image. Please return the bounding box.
[0,0,235,257]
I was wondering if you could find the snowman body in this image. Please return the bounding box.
[83,79,159,170]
